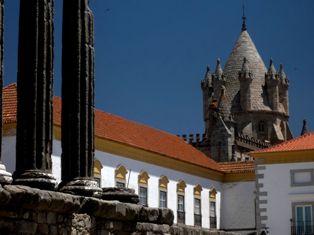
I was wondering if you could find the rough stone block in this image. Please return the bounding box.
[49,225,58,235]
[139,207,159,223]
[81,197,141,221]
[16,220,38,234]
[37,211,47,223]
[47,212,57,224]
[136,222,170,234]
[158,208,174,225]
[37,223,49,234]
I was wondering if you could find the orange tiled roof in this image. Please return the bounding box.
[219,161,255,173]
[3,83,17,124]
[3,84,223,173]
[251,132,314,154]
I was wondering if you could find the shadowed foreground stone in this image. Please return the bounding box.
[101,187,139,204]
[0,185,240,235]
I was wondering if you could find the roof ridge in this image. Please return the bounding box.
[251,132,314,154]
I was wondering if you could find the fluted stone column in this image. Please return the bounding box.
[13,0,56,190]
[0,0,12,185]
[59,0,101,195]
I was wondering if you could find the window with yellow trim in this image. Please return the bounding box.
[138,171,150,206]
[159,176,169,208]
[115,165,128,188]
[177,180,186,224]
[209,188,217,229]
[194,184,202,227]
[93,160,103,187]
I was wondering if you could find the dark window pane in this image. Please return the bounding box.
[116,181,125,188]
[139,186,148,206]
[159,190,167,208]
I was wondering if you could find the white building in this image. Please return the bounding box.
[250,132,314,235]
[2,83,257,233]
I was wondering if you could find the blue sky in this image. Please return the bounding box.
[3,0,314,137]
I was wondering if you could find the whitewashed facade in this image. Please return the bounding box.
[2,137,226,229]
[255,162,314,235]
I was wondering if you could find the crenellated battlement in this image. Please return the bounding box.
[177,133,208,145]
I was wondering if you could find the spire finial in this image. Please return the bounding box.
[241,2,247,31]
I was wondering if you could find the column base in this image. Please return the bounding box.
[0,162,12,185]
[58,178,102,196]
[13,170,56,191]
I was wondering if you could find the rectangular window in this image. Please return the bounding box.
[159,190,167,208]
[291,169,314,187]
[116,181,125,188]
[139,186,148,206]
[294,205,313,235]
[210,201,217,228]
[292,202,314,235]
[194,198,202,226]
[177,194,185,224]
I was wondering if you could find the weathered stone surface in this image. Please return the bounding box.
[101,187,139,204]
[60,0,101,196]
[0,184,11,205]
[3,185,81,213]
[170,224,241,235]
[81,197,141,221]
[158,208,174,226]
[139,207,159,223]
[136,222,170,234]
[14,0,56,190]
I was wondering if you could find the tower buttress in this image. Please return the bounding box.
[201,66,213,134]
[238,57,253,111]
[265,59,279,112]
[278,64,289,115]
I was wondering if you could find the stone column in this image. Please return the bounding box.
[0,0,12,185]
[13,0,56,190]
[59,0,101,195]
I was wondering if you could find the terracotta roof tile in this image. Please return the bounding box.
[3,84,222,173]
[251,132,314,154]
[3,83,17,124]
[219,161,255,173]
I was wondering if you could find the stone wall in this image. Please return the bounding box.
[0,185,239,235]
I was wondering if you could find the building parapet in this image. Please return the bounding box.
[235,134,271,150]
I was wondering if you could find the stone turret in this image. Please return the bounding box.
[238,57,253,111]
[278,64,289,115]
[265,59,280,112]
[201,66,213,128]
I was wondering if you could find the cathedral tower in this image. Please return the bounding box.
[199,17,292,162]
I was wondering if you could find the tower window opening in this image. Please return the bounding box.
[258,121,266,133]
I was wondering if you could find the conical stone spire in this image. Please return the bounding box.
[278,64,288,85]
[201,65,212,89]
[215,59,223,79]
[267,59,277,77]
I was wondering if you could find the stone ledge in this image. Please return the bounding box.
[0,185,174,225]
